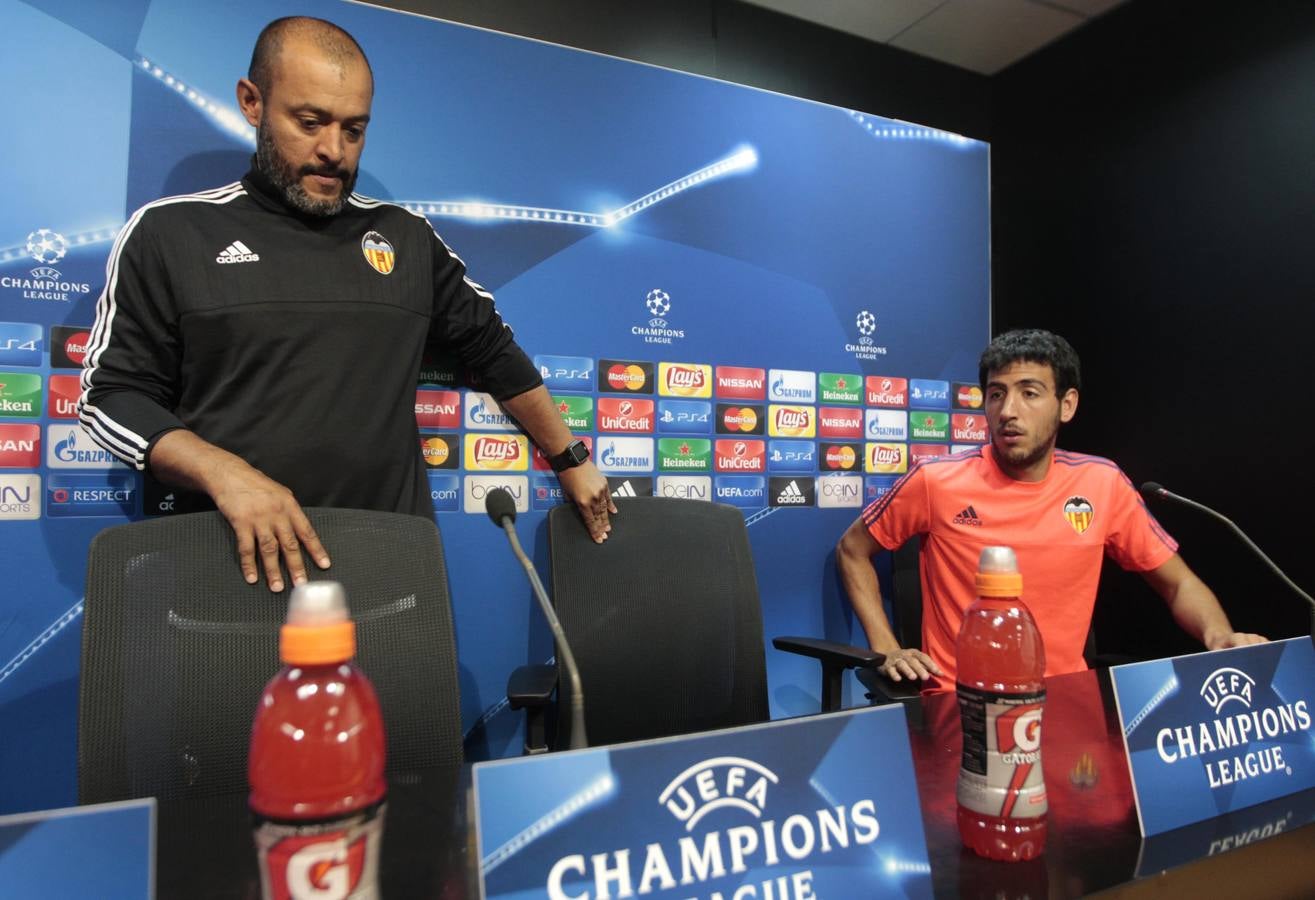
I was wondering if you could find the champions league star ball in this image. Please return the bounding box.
[645,289,671,318]
[855,309,877,337]
[26,229,68,265]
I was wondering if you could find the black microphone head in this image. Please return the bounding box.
[484,487,517,526]
[1140,482,1165,498]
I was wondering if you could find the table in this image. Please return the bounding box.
[156,667,1315,898]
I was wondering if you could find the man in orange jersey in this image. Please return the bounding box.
[836,329,1265,691]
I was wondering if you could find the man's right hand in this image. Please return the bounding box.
[149,429,331,592]
[876,647,942,683]
[210,459,331,592]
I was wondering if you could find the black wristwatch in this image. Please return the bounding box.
[547,439,590,473]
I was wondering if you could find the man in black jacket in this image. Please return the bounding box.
[80,16,612,591]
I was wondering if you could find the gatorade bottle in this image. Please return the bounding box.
[250,582,386,900]
[956,546,1047,861]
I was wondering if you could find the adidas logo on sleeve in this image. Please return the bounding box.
[216,240,260,264]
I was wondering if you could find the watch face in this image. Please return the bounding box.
[569,441,590,464]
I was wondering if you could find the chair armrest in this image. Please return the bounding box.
[856,666,923,703]
[772,636,885,669]
[507,664,556,710]
[773,636,888,714]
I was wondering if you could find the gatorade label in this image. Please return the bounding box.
[957,687,1047,819]
[254,801,385,900]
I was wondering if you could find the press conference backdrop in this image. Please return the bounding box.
[0,0,989,810]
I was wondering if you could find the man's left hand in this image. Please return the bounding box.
[1206,631,1268,650]
[559,460,616,542]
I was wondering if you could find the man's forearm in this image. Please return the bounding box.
[1143,554,1237,649]
[499,384,575,455]
[836,525,902,653]
[149,429,253,496]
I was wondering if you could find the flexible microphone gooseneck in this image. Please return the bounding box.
[484,488,588,749]
[1141,482,1315,646]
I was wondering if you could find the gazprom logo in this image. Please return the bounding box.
[595,437,654,473]
[47,425,127,469]
[1200,667,1256,714]
[658,757,779,831]
[465,392,518,431]
[767,369,816,403]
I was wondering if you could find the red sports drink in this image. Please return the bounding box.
[956,546,1047,861]
[250,582,387,899]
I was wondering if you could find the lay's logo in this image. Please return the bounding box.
[464,434,528,471]
[658,363,712,398]
[767,405,815,438]
[866,442,907,474]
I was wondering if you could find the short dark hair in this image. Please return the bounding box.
[978,329,1081,396]
[248,16,373,99]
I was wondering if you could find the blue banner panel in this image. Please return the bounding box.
[0,798,154,897]
[1111,637,1315,836]
[474,705,932,899]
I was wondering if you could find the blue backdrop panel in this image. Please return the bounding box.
[0,0,989,810]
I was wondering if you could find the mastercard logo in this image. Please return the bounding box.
[607,365,648,391]
[824,446,857,470]
[421,437,451,467]
[956,385,984,408]
[722,407,758,433]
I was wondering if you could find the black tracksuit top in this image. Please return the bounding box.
[79,167,541,516]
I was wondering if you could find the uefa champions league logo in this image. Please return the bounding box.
[855,309,877,344]
[27,229,68,266]
[646,288,671,326]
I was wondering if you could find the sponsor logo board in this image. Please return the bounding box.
[0,474,40,519]
[464,434,529,471]
[952,414,988,443]
[865,475,901,503]
[46,472,136,517]
[714,475,766,508]
[715,366,766,400]
[0,372,41,418]
[47,374,81,419]
[866,442,908,474]
[419,434,460,470]
[767,405,815,438]
[608,476,654,498]
[865,409,908,441]
[552,394,594,431]
[0,322,42,367]
[954,382,984,409]
[768,369,815,404]
[535,354,594,392]
[818,474,864,508]
[597,397,655,433]
[817,372,862,405]
[658,363,712,398]
[865,376,908,408]
[595,437,654,473]
[532,474,567,510]
[769,476,816,507]
[50,325,92,369]
[465,392,519,431]
[418,349,460,387]
[909,444,948,461]
[714,439,765,473]
[0,424,40,467]
[427,473,460,512]
[598,359,654,394]
[767,439,816,471]
[463,475,529,515]
[658,437,712,472]
[909,411,950,441]
[716,403,764,435]
[909,379,950,409]
[819,443,861,472]
[46,424,127,468]
[656,475,711,501]
[657,399,712,433]
[415,389,461,429]
[817,406,862,440]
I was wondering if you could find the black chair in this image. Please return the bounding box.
[78,508,462,805]
[507,497,881,753]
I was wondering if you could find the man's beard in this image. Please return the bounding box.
[255,121,357,217]
[991,413,1061,474]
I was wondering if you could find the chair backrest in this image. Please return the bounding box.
[890,536,924,649]
[547,497,769,747]
[79,508,461,805]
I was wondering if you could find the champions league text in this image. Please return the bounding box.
[544,800,879,900]
[1155,699,1310,788]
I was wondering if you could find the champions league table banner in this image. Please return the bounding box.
[0,0,989,808]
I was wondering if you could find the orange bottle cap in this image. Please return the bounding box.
[279,582,357,665]
[975,545,1023,597]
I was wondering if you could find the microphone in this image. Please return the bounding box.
[1141,482,1315,645]
[484,488,588,749]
